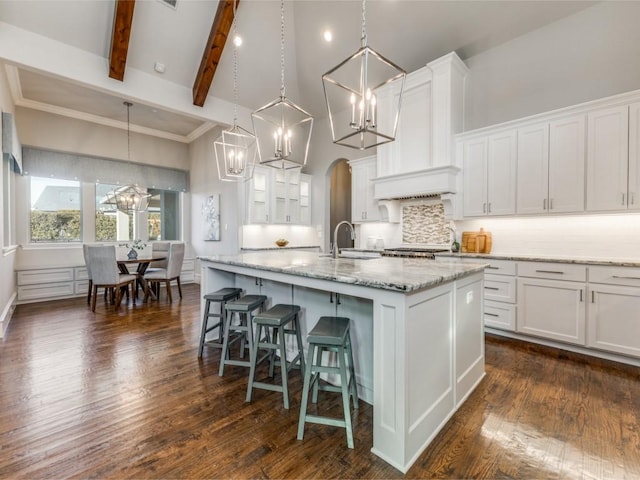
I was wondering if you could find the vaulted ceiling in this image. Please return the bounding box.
[0,0,596,143]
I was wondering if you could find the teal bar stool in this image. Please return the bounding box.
[246,304,305,409]
[219,294,267,376]
[198,287,242,358]
[297,316,359,448]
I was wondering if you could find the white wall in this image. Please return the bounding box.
[0,63,17,336]
[464,1,640,130]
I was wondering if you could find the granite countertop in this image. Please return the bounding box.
[436,252,640,268]
[240,246,320,251]
[198,250,486,293]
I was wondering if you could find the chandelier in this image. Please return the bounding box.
[251,0,313,170]
[322,0,406,150]
[214,0,257,182]
[105,102,150,213]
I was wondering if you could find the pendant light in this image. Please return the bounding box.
[214,0,257,182]
[251,0,313,170]
[322,0,406,150]
[105,102,150,212]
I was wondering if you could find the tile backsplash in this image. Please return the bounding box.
[402,203,451,244]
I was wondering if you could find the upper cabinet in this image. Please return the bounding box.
[517,115,585,214]
[244,166,311,225]
[462,129,517,217]
[349,156,379,223]
[373,52,468,200]
[628,102,640,211]
[586,105,629,211]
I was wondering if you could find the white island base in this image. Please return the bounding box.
[200,253,485,473]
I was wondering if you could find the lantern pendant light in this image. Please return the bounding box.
[215,0,257,182]
[105,102,151,213]
[251,0,313,170]
[322,0,406,150]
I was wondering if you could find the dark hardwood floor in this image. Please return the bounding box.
[1,283,639,479]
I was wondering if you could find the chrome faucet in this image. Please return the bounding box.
[333,221,356,259]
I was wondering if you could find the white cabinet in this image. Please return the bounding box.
[517,116,585,214]
[462,130,516,217]
[517,262,587,345]
[245,166,312,225]
[587,265,640,358]
[483,259,517,331]
[246,166,271,224]
[628,102,640,210]
[586,105,629,211]
[349,157,379,222]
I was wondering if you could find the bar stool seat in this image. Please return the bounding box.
[219,294,267,376]
[246,304,305,409]
[297,316,359,448]
[198,287,242,358]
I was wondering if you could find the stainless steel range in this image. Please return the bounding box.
[382,247,450,259]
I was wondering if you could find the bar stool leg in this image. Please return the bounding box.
[297,343,317,441]
[312,346,324,404]
[346,334,359,409]
[219,309,234,377]
[198,299,212,357]
[278,326,290,409]
[338,344,355,449]
[246,322,263,403]
[293,314,306,377]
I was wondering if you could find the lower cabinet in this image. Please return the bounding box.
[517,277,586,345]
[587,265,640,357]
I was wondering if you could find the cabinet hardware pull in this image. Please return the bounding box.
[336,293,341,305]
[549,198,554,210]
[591,290,595,303]
[485,313,499,317]
[329,292,334,303]
[535,270,564,274]
[488,202,492,213]
[484,286,500,290]
[579,289,583,302]
[483,203,486,213]
[622,193,626,206]
[486,266,499,269]
[543,198,547,210]
[612,275,640,280]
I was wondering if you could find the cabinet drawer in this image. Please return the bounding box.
[517,261,587,282]
[484,274,516,303]
[75,267,89,281]
[18,282,75,301]
[589,266,640,287]
[17,268,75,285]
[181,259,195,272]
[483,259,517,276]
[484,301,516,331]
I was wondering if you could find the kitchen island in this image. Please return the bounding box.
[199,250,486,473]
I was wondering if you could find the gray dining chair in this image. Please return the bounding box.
[144,242,185,303]
[149,241,170,270]
[87,245,137,312]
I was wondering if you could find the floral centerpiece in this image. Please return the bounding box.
[119,239,147,259]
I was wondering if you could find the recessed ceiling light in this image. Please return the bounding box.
[233,35,242,47]
[323,30,332,42]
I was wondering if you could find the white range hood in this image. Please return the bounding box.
[372,165,460,200]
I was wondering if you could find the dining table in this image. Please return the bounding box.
[116,253,167,301]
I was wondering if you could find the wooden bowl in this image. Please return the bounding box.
[275,239,289,247]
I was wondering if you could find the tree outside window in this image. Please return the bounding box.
[30,176,81,242]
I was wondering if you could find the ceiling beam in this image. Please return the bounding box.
[109,0,136,81]
[193,0,237,107]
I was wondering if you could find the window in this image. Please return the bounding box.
[95,183,133,242]
[30,176,81,242]
[147,189,180,241]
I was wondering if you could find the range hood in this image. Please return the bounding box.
[372,165,459,200]
[2,112,23,174]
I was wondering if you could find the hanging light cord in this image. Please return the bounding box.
[125,101,132,162]
[280,0,285,97]
[232,0,239,126]
[361,0,367,47]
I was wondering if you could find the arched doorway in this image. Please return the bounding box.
[328,159,353,252]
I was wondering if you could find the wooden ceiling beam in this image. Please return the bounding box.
[109,0,136,81]
[193,0,237,107]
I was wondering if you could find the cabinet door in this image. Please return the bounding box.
[586,105,629,211]
[588,284,640,358]
[462,137,487,217]
[517,277,586,345]
[351,159,379,222]
[272,169,300,223]
[299,174,311,225]
[548,114,585,213]
[629,102,640,210]
[246,166,270,224]
[487,130,517,215]
[517,123,549,214]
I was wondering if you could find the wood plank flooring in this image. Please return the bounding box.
[1,284,639,479]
